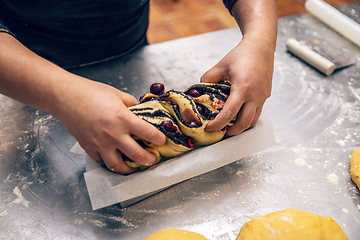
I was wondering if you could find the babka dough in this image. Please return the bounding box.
[144,228,207,240]
[126,81,235,169]
[236,208,348,240]
[350,146,360,190]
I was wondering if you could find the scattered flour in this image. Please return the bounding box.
[279,215,295,224]
[88,219,106,228]
[236,170,245,176]
[292,148,301,153]
[0,210,8,217]
[326,173,338,185]
[107,216,136,228]
[294,158,307,166]
[11,186,30,208]
[73,219,83,225]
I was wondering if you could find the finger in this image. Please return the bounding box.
[206,86,244,131]
[251,106,263,126]
[100,148,138,175]
[130,115,166,146]
[200,66,227,84]
[117,134,158,166]
[85,149,105,166]
[226,102,257,136]
[118,91,139,107]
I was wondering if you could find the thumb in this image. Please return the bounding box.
[200,66,226,84]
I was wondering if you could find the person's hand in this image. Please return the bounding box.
[0,33,166,175]
[200,33,274,136]
[53,76,166,175]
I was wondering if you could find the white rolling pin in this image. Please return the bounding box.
[305,0,360,47]
[286,38,336,75]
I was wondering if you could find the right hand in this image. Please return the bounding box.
[53,76,166,175]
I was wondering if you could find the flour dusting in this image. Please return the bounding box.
[236,170,245,176]
[11,186,30,208]
[0,210,8,217]
[326,173,338,185]
[279,215,295,224]
[294,158,307,166]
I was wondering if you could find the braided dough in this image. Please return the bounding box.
[125,80,235,169]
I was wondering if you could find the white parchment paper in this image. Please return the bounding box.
[70,112,275,210]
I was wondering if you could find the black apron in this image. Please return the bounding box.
[0,0,149,68]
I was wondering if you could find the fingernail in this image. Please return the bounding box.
[205,123,214,132]
[144,152,158,166]
[144,159,155,166]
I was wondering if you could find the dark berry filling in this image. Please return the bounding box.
[196,103,205,115]
[187,120,200,127]
[150,83,165,95]
[189,89,202,97]
[172,104,179,111]
[142,97,155,102]
[184,84,230,103]
[162,120,175,132]
[187,137,195,148]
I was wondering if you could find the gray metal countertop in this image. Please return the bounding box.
[1,3,360,239]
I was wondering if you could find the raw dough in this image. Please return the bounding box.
[350,146,360,190]
[236,208,348,240]
[144,228,207,240]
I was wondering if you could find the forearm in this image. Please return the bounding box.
[0,33,79,115]
[231,0,277,51]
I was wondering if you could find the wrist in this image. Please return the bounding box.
[46,71,87,118]
[231,0,278,52]
[242,32,277,53]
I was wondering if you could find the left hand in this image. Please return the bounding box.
[200,33,274,136]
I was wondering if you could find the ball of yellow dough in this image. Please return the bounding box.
[144,228,207,240]
[350,146,360,190]
[236,208,348,240]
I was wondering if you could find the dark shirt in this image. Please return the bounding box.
[0,0,150,68]
[0,0,237,68]
[223,0,237,14]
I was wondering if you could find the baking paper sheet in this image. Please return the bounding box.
[70,112,275,210]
